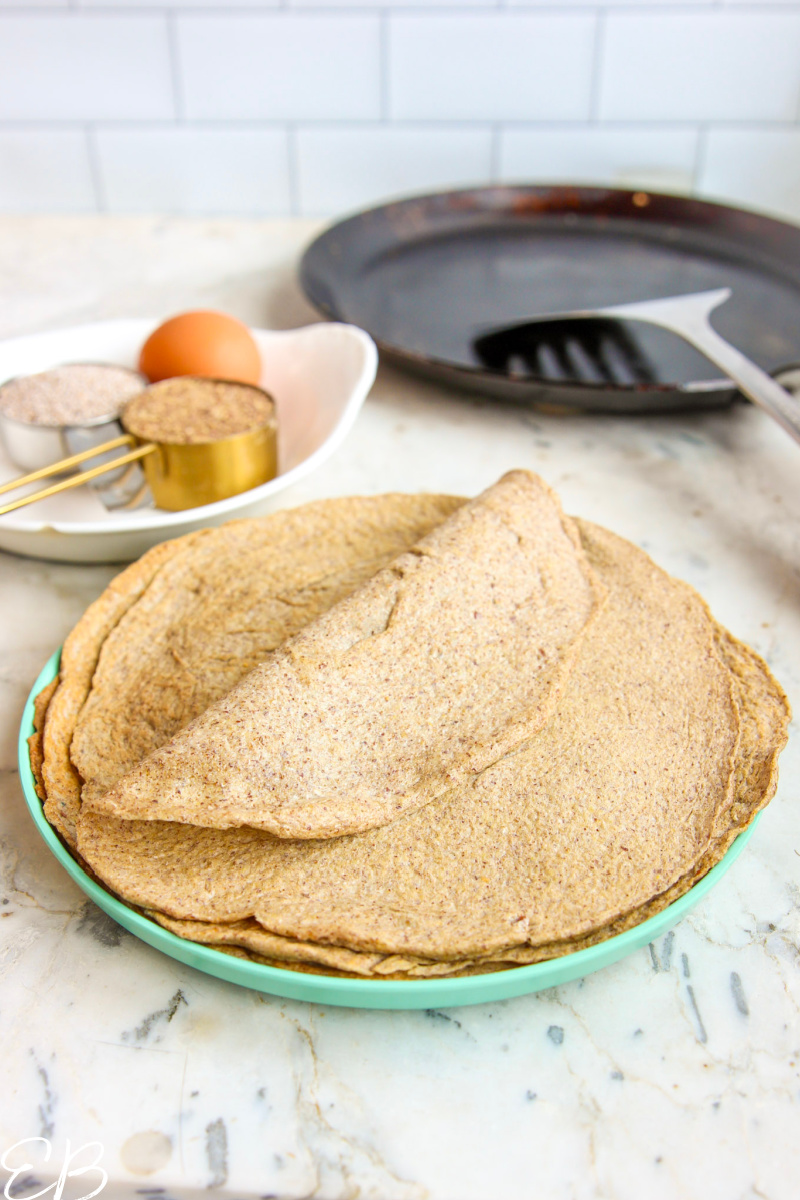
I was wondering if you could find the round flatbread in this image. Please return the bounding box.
[83,473,605,840]
[74,521,790,966]
[39,492,463,847]
[32,481,790,978]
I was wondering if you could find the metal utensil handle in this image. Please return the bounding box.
[0,443,155,517]
[0,433,135,498]
[598,289,800,446]
[681,321,800,445]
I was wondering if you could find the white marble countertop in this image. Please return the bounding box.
[0,216,798,1200]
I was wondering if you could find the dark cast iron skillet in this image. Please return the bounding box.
[299,185,800,414]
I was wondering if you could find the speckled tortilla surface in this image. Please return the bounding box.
[83,471,604,839]
[32,479,791,979]
[74,519,789,968]
[39,492,463,848]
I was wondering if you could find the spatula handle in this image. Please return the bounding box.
[599,289,800,446]
[681,323,800,446]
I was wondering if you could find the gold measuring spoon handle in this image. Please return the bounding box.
[0,433,135,497]
[0,442,155,516]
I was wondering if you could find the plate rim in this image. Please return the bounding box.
[18,648,760,1010]
[0,319,378,536]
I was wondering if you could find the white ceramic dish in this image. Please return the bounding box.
[0,319,377,563]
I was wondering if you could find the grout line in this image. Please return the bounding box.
[1,117,800,134]
[588,8,605,124]
[2,5,800,17]
[0,118,798,133]
[265,4,792,12]
[379,10,390,122]
[166,11,185,123]
[84,125,106,214]
[287,122,300,217]
[15,4,800,15]
[489,122,501,183]
[235,4,800,13]
[692,123,708,196]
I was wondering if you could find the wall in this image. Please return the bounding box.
[0,3,798,223]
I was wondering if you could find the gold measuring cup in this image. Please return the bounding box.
[0,379,278,516]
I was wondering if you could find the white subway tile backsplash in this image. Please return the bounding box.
[80,0,278,6]
[507,0,705,5]
[500,127,698,194]
[290,0,495,6]
[0,16,174,122]
[0,130,95,212]
[389,13,596,122]
[697,128,800,224]
[0,6,798,224]
[599,12,800,122]
[297,125,492,216]
[177,15,380,121]
[95,127,290,216]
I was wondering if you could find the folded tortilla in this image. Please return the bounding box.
[34,481,789,978]
[74,520,789,967]
[40,492,463,848]
[83,471,604,839]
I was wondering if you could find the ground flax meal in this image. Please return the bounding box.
[0,364,143,426]
[31,472,790,980]
[122,377,275,445]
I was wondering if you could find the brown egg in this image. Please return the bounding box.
[139,311,262,385]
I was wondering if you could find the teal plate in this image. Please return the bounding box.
[20,649,759,1010]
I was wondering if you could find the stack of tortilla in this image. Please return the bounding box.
[30,471,790,979]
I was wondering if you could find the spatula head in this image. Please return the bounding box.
[473,316,663,387]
